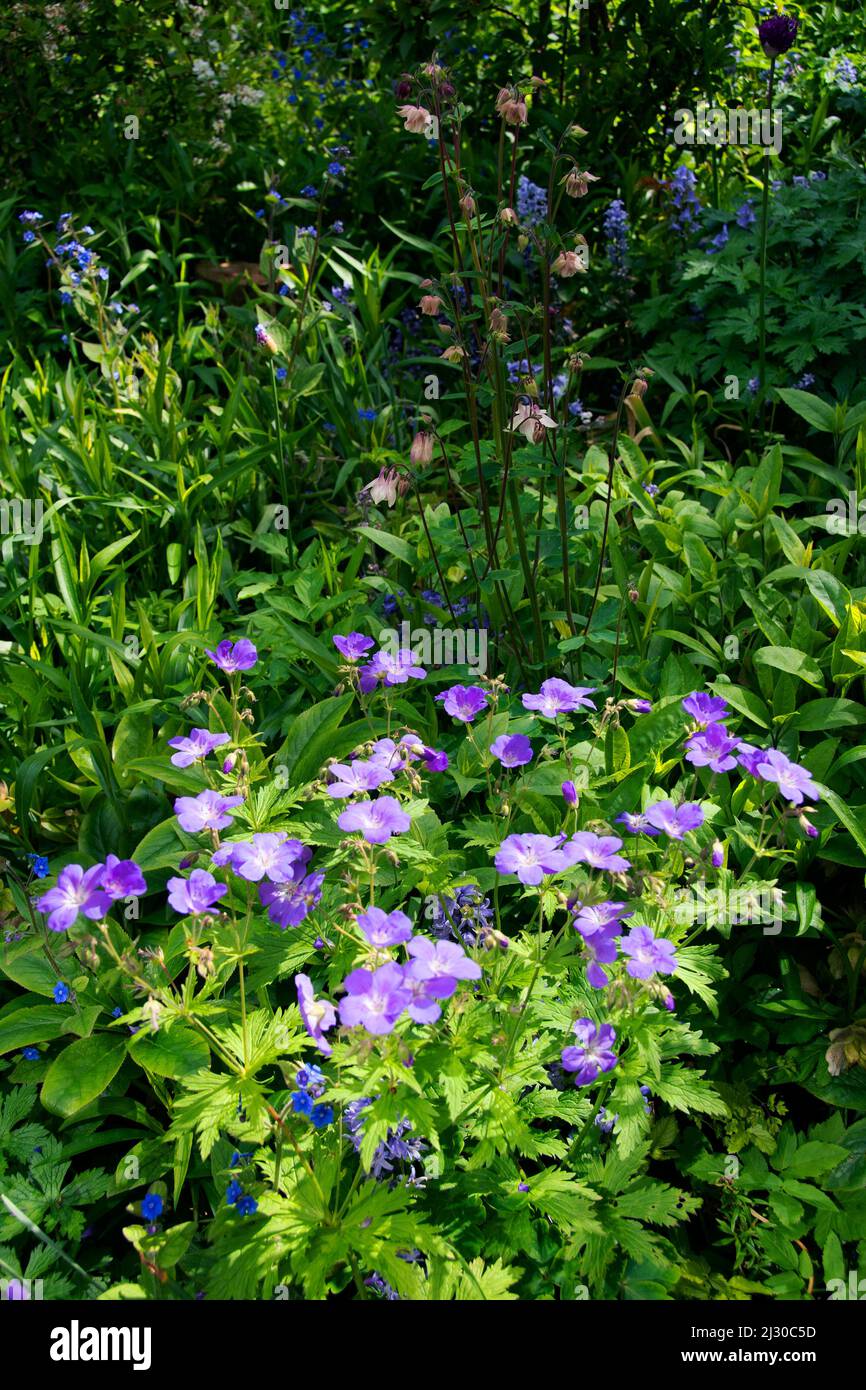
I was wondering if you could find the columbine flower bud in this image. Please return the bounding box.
[440,344,466,363]
[562,780,578,805]
[489,306,509,343]
[419,293,442,315]
[394,75,413,100]
[459,190,476,217]
[628,587,639,602]
[410,430,434,465]
[500,206,519,225]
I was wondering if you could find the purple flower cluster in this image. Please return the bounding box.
[338,922,482,1035]
[37,858,147,933]
[344,1098,427,1185]
[494,830,631,884]
[616,800,705,839]
[338,795,411,843]
[681,691,820,808]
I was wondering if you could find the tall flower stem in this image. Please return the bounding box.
[757,55,777,437]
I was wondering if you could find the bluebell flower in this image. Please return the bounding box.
[603,200,629,277]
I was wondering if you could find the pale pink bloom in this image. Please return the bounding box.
[499,206,519,225]
[410,430,434,465]
[495,88,527,125]
[419,294,443,315]
[361,467,400,507]
[509,402,558,443]
[564,168,598,198]
[440,344,466,363]
[397,104,434,135]
[551,250,586,277]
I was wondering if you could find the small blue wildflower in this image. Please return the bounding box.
[22,1047,40,1061]
[141,1193,163,1221]
[226,1179,243,1204]
[311,1104,334,1128]
[27,853,50,878]
[53,982,69,1004]
[236,1195,258,1216]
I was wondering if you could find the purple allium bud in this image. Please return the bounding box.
[758,13,799,58]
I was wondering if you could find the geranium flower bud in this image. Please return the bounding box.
[410,430,434,465]
[562,780,578,805]
[711,840,724,868]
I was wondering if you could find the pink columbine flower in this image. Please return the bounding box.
[410,430,434,465]
[397,104,434,135]
[551,250,586,278]
[509,402,558,442]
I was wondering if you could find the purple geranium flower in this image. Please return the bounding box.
[204,638,258,672]
[402,971,453,1024]
[167,728,231,767]
[338,796,411,844]
[736,742,766,777]
[644,800,705,839]
[755,748,820,806]
[621,925,678,979]
[100,855,147,900]
[37,864,112,932]
[406,936,482,994]
[682,691,731,727]
[490,733,533,767]
[564,832,631,872]
[436,685,488,722]
[260,872,324,928]
[174,789,244,834]
[577,922,619,989]
[232,833,310,883]
[615,811,656,835]
[684,723,740,773]
[356,906,413,947]
[522,678,596,719]
[369,735,423,770]
[572,901,632,934]
[327,760,394,798]
[422,745,449,772]
[561,1018,618,1086]
[339,963,411,1034]
[167,869,228,915]
[295,973,337,1055]
[333,632,375,661]
[359,649,426,691]
[494,833,568,885]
